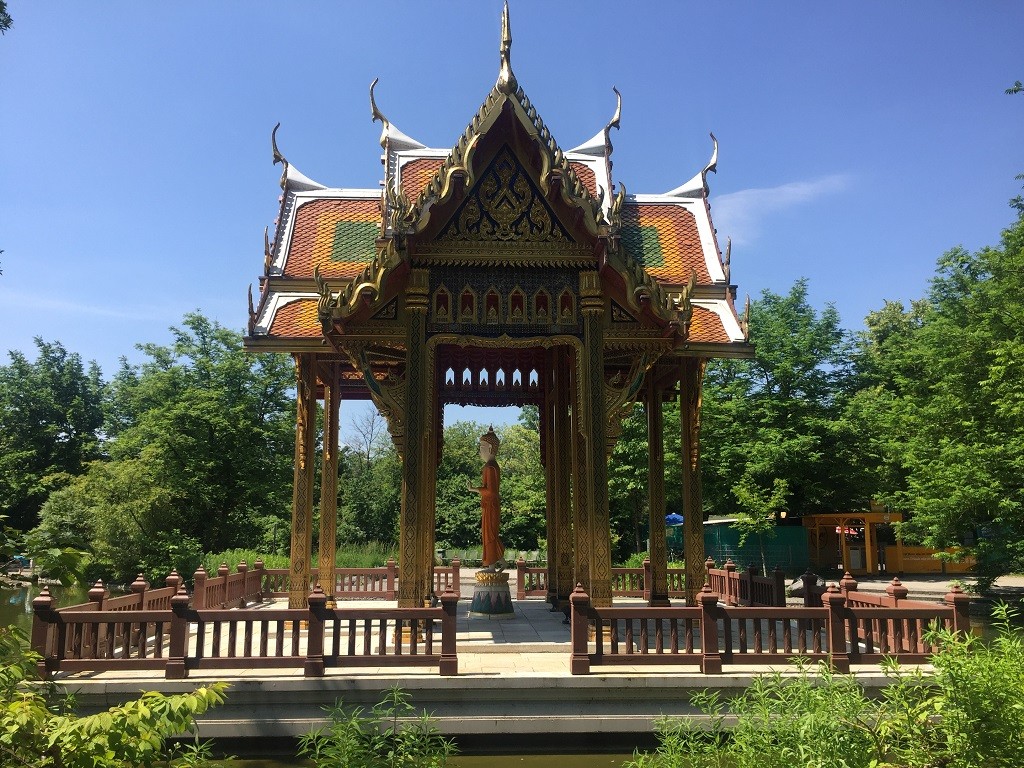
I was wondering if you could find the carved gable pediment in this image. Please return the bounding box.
[439,146,571,245]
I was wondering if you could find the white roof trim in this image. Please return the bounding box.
[568,128,605,156]
[285,164,327,192]
[254,292,317,336]
[385,123,426,151]
[692,299,744,342]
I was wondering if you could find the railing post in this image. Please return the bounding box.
[773,566,786,607]
[643,558,652,602]
[385,558,397,601]
[886,577,909,606]
[236,560,249,607]
[944,584,971,636]
[166,586,191,680]
[699,584,722,673]
[166,568,182,592]
[130,573,149,608]
[88,579,106,611]
[839,570,858,599]
[304,585,327,677]
[192,566,208,609]
[516,557,527,601]
[254,559,266,603]
[801,568,818,608]
[745,563,757,606]
[704,556,715,584]
[450,557,461,599]
[439,586,459,676]
[823,584,851,672]
[31,587,56,679]
[218,563,229,608]
[724,560,737,606]
[570,584,591,675]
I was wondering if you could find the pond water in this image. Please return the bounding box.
[0,581,94,634]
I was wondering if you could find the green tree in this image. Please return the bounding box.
[497,423,546,549]
[0,339,104,531]
[700,280,868,520]
[37,313,295,582]
[0,1,11,35]
[854,215,1024,585]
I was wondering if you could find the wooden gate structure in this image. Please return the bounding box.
[243,5,753,609]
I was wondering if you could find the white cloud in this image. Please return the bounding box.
[712,174,852,246]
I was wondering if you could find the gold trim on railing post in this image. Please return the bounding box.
[569,583,591,675]
[166,586,190,680]
[439,587,459,676]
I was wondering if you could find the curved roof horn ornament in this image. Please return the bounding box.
[369,77,390,150]
[497,1,517,95]
[271,122,288,188]
[664,132,719,198]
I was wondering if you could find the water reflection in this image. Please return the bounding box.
[0,582,91,634]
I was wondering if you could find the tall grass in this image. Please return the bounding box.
[202,541,397,575]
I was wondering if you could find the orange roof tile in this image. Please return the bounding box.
[268,298,321,338]
[400,158,444,199]
[689,306,731,344]
[570,162,598,197]
[284,198,380,280]
[620,203,709,286]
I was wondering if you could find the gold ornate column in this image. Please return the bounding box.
[318,361,341,600]
[580,272,613,607]
[541,349,557,605]
[288,352,317,609]
[398,270,430,607]
[680,357,707,605]
[551,345,575,606]
[646,376,670,606]
[569,346,591,595]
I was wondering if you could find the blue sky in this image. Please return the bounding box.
[1,2,1021,431]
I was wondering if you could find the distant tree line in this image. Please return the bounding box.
[2,209,1023,586]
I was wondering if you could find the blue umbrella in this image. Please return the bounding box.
[665,513,685,526]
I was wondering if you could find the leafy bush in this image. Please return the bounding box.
[0,624,229,767]
[298,685,456,768]
[627,603,1024,768]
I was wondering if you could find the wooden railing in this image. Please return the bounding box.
[516,559,547,599]
[192,561,266,609]
[705,558,786,608]
[31,586,459,679]
[516,560,686,601]
[569,581,970,674]
[261,560,461,601]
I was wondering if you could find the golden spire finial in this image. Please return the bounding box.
[497,1,517,95]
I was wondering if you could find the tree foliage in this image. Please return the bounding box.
[701,280,868,519]
[853,215,1024,584]
[0,625,228,767]
[0,339,104,530]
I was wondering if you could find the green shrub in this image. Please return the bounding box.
[298,685,456,768]
[202,541,397,577]
[0,624,229,767]
[628,603,1024,768]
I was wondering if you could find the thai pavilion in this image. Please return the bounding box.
[244,5,753,610]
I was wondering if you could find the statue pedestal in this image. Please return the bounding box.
[469,571,514,618]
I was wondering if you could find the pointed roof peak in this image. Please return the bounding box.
[497,1,517,95]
